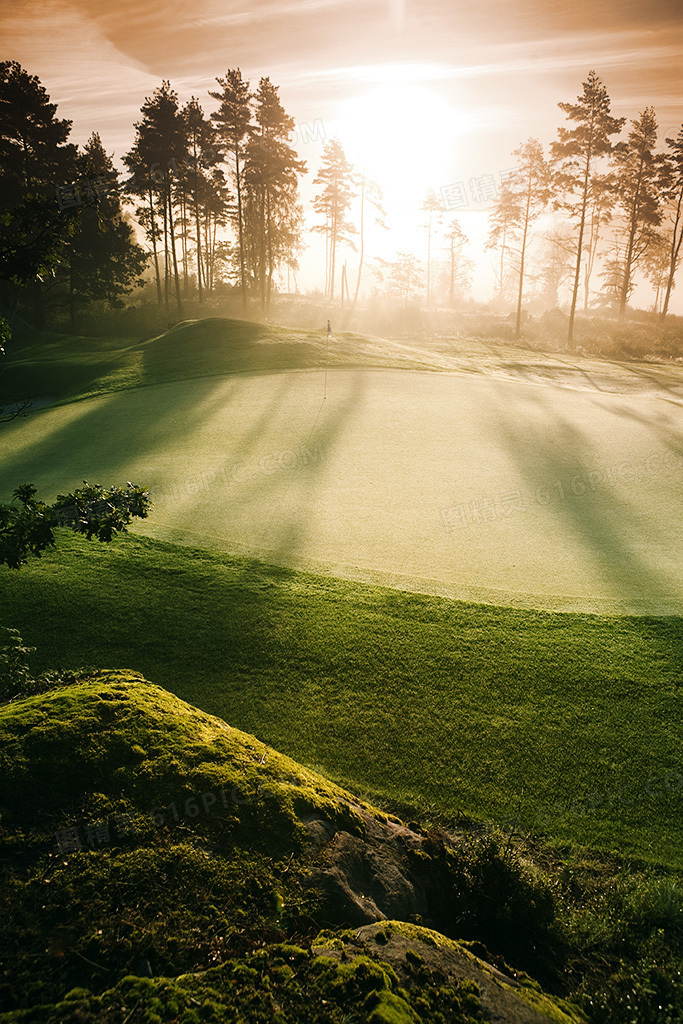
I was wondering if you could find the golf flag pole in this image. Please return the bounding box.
[324,319,332,400]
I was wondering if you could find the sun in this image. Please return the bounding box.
[332,79,469,210]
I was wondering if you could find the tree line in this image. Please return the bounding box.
[485,71,683,348]
[0,62,681,348]
[0,61,307,326]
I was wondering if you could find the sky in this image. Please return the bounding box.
[3,0,683,307]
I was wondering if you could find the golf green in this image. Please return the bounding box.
[1,365,682,614]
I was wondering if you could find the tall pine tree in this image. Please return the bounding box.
[65,134,147,326]
[0,61,78,326]
[312,139,356,302]
[611,107,661,316]
[503,138,552,338]
[420,189,444,307]
[657,124,683,319]
[551,71,624,348]
[124,82,188,315]
[242,79,305,309]
[209,69,252,310]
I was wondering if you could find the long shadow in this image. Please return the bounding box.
[486,377,683,663]
[479,377,683,840]
[0,375,235,500]
[588,396,683,471]
[166,366,366,573]
[491,382,679,601]
[601,356,683,402]
[129,364,367,775]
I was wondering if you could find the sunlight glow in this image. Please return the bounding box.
[332,80,470,209]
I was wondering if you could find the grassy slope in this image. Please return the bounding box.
[1,530,682,869]
[5,316,683,408]
[1,319,429,407]
[0,672,583,1023]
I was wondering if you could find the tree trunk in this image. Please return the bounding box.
[661,188,683,320]
[235,147,247,311]
[426,212,432,307]
[162,185,170,312]
[515,184,532,340]
[352,179,365,313]
[148,184,162,306]
[69,253,75,329]
[193,153,204,303]
[166,175,182,316]
[618,158,645,317]
[567,147,592,352]
[330,210,337,303]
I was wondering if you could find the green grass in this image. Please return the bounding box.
[1,671,592,1023]
[1,530,682,868]
[6,315,682,410]
[1,318,426,407]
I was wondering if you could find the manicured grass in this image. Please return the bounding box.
[1,318,429,406]
[2,530,682,868]
[7,316,682,409]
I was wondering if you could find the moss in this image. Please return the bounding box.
[365,989,420,1023]
[0,671,617,1022]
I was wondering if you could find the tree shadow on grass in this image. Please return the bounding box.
[0,374,249,502]
[486,377,683,660]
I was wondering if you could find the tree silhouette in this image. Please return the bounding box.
[420,189,444,307]
[0,61,78,326]
[612,107,661,317]
[658,124,683,320]
[486,183,518,304]
[505,138,552,339]
[181,97,223,302]
[312,139,356,303]
[351,171,386,315]
[65,134,147,326]
[552,71,625,349]
[209,69,252,310]
[443,219,473,307]
[124,82,188,315]
[582,173,618,309]
[242,79,306,310]
[378,251,423,308]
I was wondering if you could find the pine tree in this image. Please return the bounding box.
[443,219,473,307]
[242,79,306,309]
[486,183,518,304]
[420,189,444,307]
[503,138,552,338]
[641,231,672,313]
[182,98,222,303]
[122,141,163,306]
[611,107,661,316]
[551,71,625,348]
[534,226,574,308]
[124,82,188,315]
[0,61,78,325]
[209,69,252,310]
[312,139,356,303]
[351,172,386,314]
[65,134,147,326]
[658,124,683,319]
[583,173,617,309]
[377,251,423,308]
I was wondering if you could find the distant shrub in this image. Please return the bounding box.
[0,627,35,699]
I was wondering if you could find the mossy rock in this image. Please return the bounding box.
[0,671,583,1022]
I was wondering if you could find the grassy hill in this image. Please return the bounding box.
[1,531,682,870]
[4,316,683,409]
[2,316,683,1020]
[0,671,588,1023]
